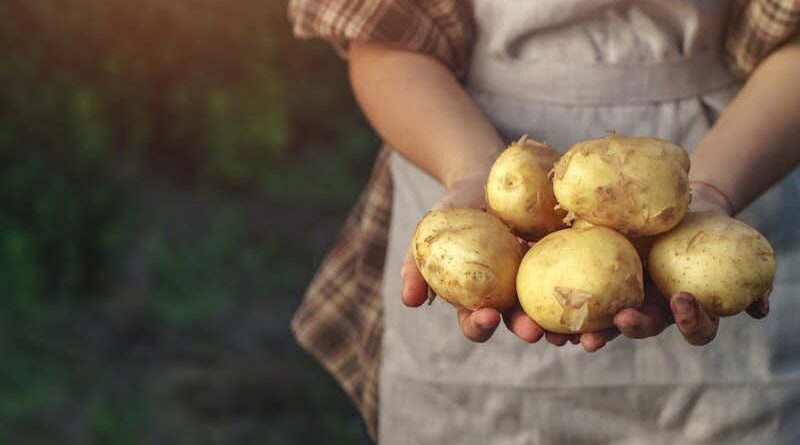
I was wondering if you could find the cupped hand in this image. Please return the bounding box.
[613,182,770,345]
[402,245,551,344]
[613,280,770,345]
[400,172,542,343]
[401,172,621,351]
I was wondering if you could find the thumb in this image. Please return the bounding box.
[670,292,719,346]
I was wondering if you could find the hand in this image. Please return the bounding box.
[613,282,770,346]
[613,182,770,345]
[400,171,536,343]
[400,171,619,351]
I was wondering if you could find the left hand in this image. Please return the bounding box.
[612,182,770,345]
[613,282,771,346]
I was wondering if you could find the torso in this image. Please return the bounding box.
[380,2,800,443]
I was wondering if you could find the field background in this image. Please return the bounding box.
[0,1,377,443]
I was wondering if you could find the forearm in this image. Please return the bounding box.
[349,41,504,187]
[690,39,800,214]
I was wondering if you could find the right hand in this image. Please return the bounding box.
[400,173,619,352]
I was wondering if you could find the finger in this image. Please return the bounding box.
[545,331,569,346]
[401,250,428,307]
[580,329,620,353]
[614,305,671,339]
[615,278,673,339]
[568,334,580,345]
[746,287,772,319]
[458,307,501,343]
[670,293,719,346]
[502,306,544,343]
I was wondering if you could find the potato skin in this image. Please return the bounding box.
[486,136,565,240]
[552,133,690,237]
[648,212,776,317]
[517,226,644,333]
[412,208,522,311]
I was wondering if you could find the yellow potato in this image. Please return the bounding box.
[517,226,644,333]
[486,136,565,240]
[412,208,522,311]
[648,212,776,317]
[552,133,690,236]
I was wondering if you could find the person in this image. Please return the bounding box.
[289,0,800,442]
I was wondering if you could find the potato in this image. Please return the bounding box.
[486,136,565,240]
[412,208,522,311]
[517,226,644,333]
[648,212,776,317]
[552,133,690,237]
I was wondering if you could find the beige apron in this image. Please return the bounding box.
[381,1,800,443]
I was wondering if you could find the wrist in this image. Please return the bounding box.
[442,150,500,188]
[689,180,735,216]
[442,149,501,189]
[435,172,489,211]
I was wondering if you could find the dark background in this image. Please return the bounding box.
[0,1,377,443]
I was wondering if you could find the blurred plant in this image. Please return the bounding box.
[146,210,242,328]
[0,0,375,311]
[0,0,375,442]
[87,379,146,445]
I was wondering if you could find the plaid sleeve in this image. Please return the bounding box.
[726,0,800,77]
[288,0,475,76]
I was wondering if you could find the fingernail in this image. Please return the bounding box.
[673,295,693,315]
[477,320,495,330]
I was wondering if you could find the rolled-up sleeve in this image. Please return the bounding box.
[725,0,800,77]
[288,0,475,76]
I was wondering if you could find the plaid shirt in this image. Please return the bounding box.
[288,0,799,440]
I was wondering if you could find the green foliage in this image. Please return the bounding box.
[0,345,70,421]
[0,91,126,309]
[145,210,242,327]
[87,380,146,445]
[0,0,374,316]
[0,0,375,443]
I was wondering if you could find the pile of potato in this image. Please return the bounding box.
[412,133,776,333]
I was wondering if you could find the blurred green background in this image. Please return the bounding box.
[0,1,377,444]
